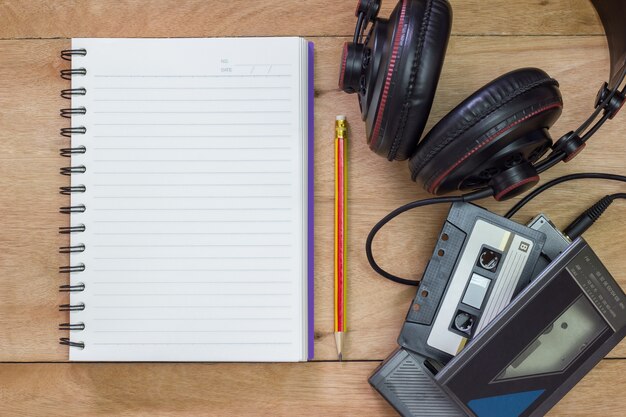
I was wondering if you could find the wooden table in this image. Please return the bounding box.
[0,1,624,415]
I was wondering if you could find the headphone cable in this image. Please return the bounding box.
[367,173,625,286]
[504,172,626,218]
[563,192,626,240]
[365,188,493,286]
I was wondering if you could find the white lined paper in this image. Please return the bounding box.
[68,38,310,361]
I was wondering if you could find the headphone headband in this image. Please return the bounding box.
[351,1,626,89]
[592,0,626,89]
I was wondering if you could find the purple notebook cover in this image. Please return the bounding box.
[307,41,315,360]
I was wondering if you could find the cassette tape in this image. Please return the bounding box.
[398,202,547,364]
[436,238,626,417]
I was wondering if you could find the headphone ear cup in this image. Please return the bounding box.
[409,68,563,195]
[366,0,452,161]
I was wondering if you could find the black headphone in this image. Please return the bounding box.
[340,0,626,201]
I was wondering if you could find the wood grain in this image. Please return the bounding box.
[0,0,625,415]
[0,39,70,361]
[0,360,623,416]
[0,0,603,39]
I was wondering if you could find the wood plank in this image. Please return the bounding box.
[0,33,625,361]
[0,360,623,416]
[0,0,602,39]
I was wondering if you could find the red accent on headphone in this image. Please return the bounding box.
[370,0,408,149]
[494,176,540,201]
[355,0,363,16]
[563,142,586,162]
[427,102,563,194]
[339,42,349,90]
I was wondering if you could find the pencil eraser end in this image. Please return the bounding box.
[336,115,346,121]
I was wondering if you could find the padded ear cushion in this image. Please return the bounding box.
[409,68,563,193]
[368,0,452,161]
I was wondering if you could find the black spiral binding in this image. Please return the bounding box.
[61,48,87,61]
[60,107,86,118]
[59,283,85,292]
[60,126,87,137]
[60,68,87,80]
[61,88,87,99]
[60,205,86,214]
[59,49,88,350]
[59,185,87,195]
[59,323,86,331]
[60,146,86,157]
[60,166,86,176]
[59,303,86,312]
[59,244,86,254]
[59,264,86,274]
[59,338,86,348]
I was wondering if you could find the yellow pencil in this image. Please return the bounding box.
[334,115,347,361]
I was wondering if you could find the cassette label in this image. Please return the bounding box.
[427,219,535,356]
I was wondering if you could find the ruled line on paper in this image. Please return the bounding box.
[92,196,292,199]
[92,160,292,163]
[94,123,291,126]
[92,232,292,236]
[94,293,292,297]
[91,268,291,272]
[93,256,291,260]
[91,281,291,284]
[93,171,292,174]
[93,207,291,211]
[92,343,293,346]
[92,244,292,248]
[232,63,291,67]
[91,305,292,309]
[93,135,291,138]
[94,99,291,102]
[93,147,291,150]
[93,318,292,321]
[92,220,292,224]
[92,182,291,185]
[93,330,292,333]
[94,87,291,90]
[94,110,292,114]
[93,74,292,78]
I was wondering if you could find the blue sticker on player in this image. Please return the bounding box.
[467,390,545,417]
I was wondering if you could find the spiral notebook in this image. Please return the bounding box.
[59,38,314,362]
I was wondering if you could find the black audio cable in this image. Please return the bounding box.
[504,173,626,218]
[365,188,493,286]
[367,173,625,286]
[563,193,626,240]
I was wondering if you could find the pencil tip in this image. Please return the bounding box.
[334,332,345,362]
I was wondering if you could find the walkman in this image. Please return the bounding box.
[370,226,625,417]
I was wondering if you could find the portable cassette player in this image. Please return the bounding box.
[369,203,625,417]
